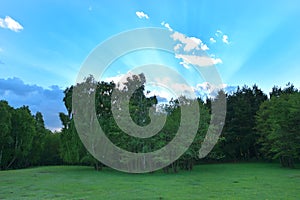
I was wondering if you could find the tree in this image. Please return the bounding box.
[28,112,47,166]
[0,101,56,169]
[40,131,62,165]
[219,85,267,161]
[8,106,36,169]
[179,98,210,171]
[59,76,104,170]
[0,101,13,170]
[256,87,300,168]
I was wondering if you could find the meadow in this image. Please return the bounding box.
[0,163,299,199]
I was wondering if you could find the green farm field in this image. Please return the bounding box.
[0,163,299,200]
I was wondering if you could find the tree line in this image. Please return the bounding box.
[0,74,299,171]
[0,103,61,170]
[207,83,300,168]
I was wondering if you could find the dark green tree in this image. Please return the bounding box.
[256,85,300,168]
[220,85,267,161]
[29,112,47,166]
[8,106,36,169]
[0,101,13,170]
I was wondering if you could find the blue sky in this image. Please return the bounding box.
[0,0,300,130]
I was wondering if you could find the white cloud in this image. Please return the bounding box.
[215,30,223,37]
[179,61,190,69]
[152,77,195,99]
[212,58,223,64]
[164,23,173,31]
[104,73,195,101]
[201,43,209,51]
[103,72,147,90]
[169,31,224,69]
[171,32,209,52]
[145,89,172,102]
[222,35,229,44]
[161,21,173,32]
[213,30,230,44]
[196,82,227,92]
[136,11,149,19]
[210,37,216,43]
[103,73,127,89]
[174,43,182,51]
[0,16,23,32]
[194,82,228,99]
[175,54,222,67]
[184,37,201,51]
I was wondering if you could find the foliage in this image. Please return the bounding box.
[0,101,61,170]
[210,85,267,161]
[1,79,299,171]
[256,84,300,168]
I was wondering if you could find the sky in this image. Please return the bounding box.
[0,0,300,131]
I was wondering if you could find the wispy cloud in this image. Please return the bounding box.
[179,61,191,69]
[135,11,149,19]
[222,35,229,44]
[171,32,209,52]
[152,76,195,99]
[213,30,230,44]
[161,21,173,31]
[194,82,236,99]
[210,37,216,43]
[0,16,23,32]
[175,54,222,67]
[215,30,223,37]
[201,43,209,51]
[169,31,223,68]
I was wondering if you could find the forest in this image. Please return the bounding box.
[0,74,299,172]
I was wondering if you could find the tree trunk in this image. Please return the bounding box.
[253,146,259,160]
[7,135,19,169]
[6,156,16,169]
[288,157,295,168]
[172,161,178,173]
[95,162,98,171]
[279,156,283,167]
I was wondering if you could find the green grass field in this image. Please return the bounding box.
[0,163,299,199]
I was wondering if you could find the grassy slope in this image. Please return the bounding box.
[0,163,299,200]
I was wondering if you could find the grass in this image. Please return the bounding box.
[0,163,299,199]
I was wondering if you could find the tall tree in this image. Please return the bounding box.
[59,76,104,170]
[256,85,300,168]
[29,112,47,166]
[0,101,13,170]
[220,85,267,161]
[8,106,36,169]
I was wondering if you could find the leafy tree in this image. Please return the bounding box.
[219,85,267,161]
[0,101,13,170]
[256,85,300,168]
[179,98,210,171]
[29,112,47,166]
[0,101,57,169]
[59,76,104,170]
[8,106,36,169]
[40,131,62,165]
[59,113,84,164]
